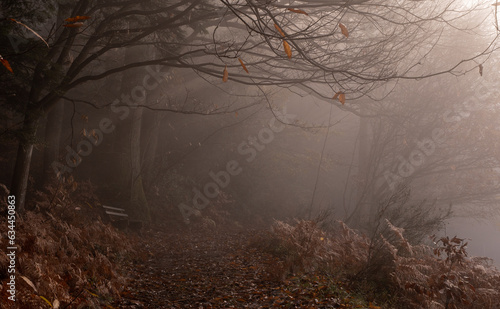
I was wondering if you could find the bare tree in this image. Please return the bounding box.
[1,0,497,211]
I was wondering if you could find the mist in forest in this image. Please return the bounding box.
[2,0,500,307]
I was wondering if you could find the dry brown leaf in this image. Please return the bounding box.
[339,92,346,105]
[274,23,285,37]
[222,65,228,82]
[339,23,349,38]
[0,58,13,73]
[65,16,91,22]
[334,91,345,105]
[20,276,37,293]
[283,40,292,59]
[238,58,249,73]
[288,8,308,16]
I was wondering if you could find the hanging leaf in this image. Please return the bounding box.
[479,64,483,76]
[339,92,346,105]
[20,276,37,293]
[334,91,345,105]
[9,18,49,48]
[63,22,84,28]
[222,65,228,82]
[283,40,292,59]
[238,58,249,73]
[339,23,349,38]
[288,8,308,16]
[0,57,13,73]
[65,16,91,23]
[274,23,285,37]
[39,296,52,307]
[338,93,346,105]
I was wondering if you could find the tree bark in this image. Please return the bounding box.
[141,109,162,187]
[110,33,151,222]
[130,106,151,222]
[42,101,64,184]
[10,110,40,212]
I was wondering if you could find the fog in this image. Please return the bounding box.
[2,0,500,307]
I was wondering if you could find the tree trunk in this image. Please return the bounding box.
[111,38,151,222]
[346,112,372,228]
[41,2,72,184]
[358,113,372,223]
[10,110,40,212]
[130,106,151,222]
[42,101,64,184]
[141,110,162,187]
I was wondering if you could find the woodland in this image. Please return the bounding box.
[1,0,500,308]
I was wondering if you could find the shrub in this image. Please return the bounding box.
[255,218,500,308]
[0,180,134,308]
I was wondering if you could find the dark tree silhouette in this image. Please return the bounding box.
[0,0,496,211]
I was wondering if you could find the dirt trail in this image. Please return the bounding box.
[114,227,351,308]
[114,228,284,308]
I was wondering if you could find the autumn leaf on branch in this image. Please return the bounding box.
[283,40,292,59]
[64,16,90,28]
[65,16,91,23]
[0,55,13,73]
[288,8,308,16]
[223,65,229,82]
[238,58,249,73]
[339,23,349,38]
[274,23,285,37]
[333,91,346,105]
[339,93,346,105]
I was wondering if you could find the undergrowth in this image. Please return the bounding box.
[0,179,134,308]
[251,219,500,309]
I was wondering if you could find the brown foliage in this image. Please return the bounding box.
[0,181,134,308]
[257,219,500,308]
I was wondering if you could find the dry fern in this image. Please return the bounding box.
[0,180,134,308]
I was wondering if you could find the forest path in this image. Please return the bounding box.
[113,224,360,308]
[112,226,350,308]
[114,227,285,308]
